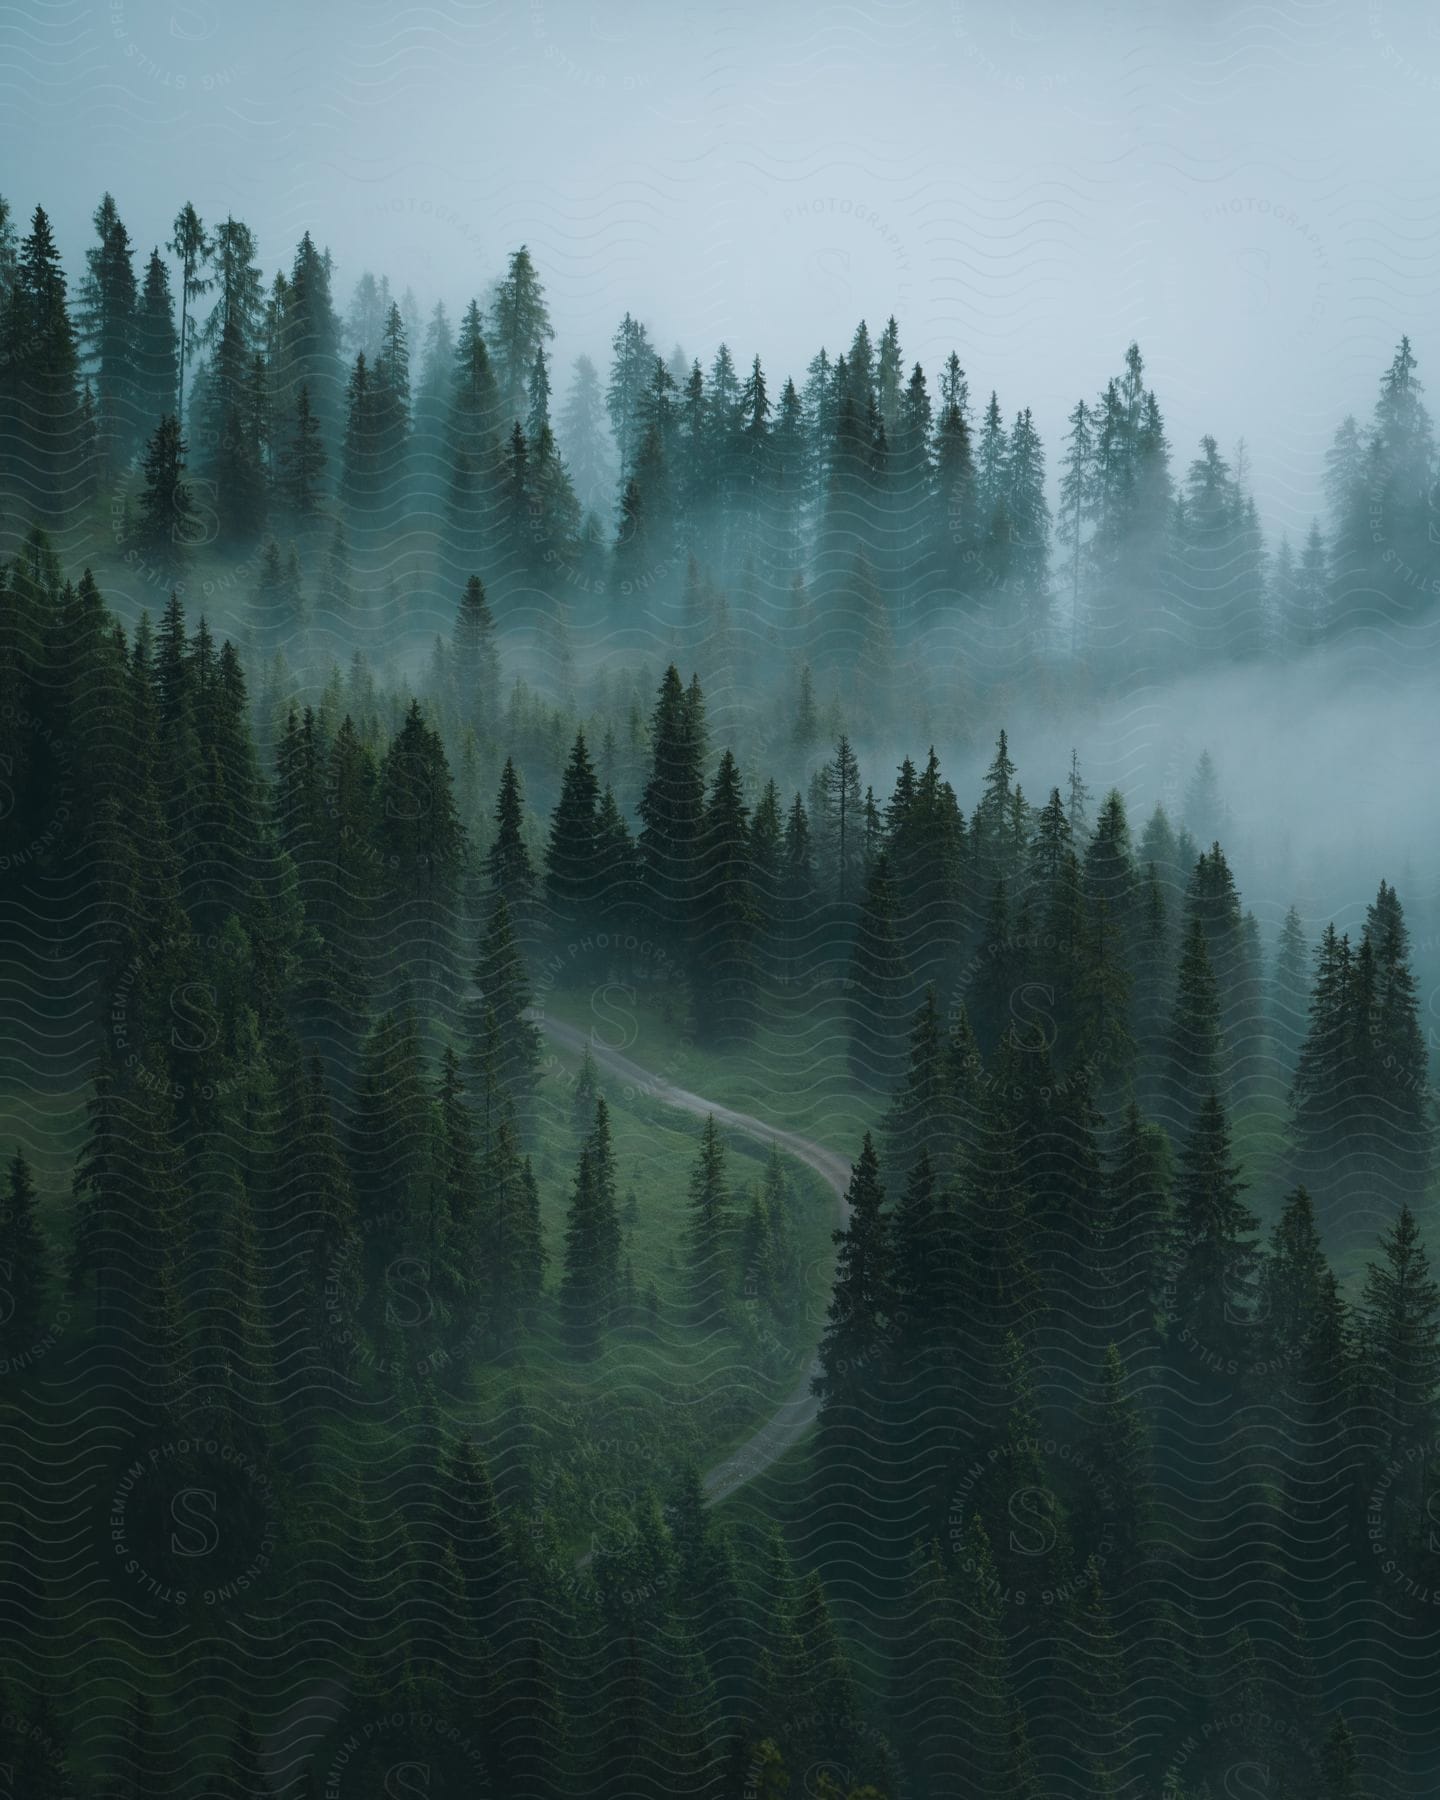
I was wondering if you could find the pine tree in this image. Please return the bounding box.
[1271,904,1310,1075]
[376,700,466,998]
[0,1147,48,1368]
[212,1710,266,1799]
[687,1114,732,1323]
[491,244,553,427]
[636,665,708,935]
[452,573,500,734]
[1167,1092,1260,1378]
[820,733,864,903]
[814,1135,890,1437]
[78,193,140,473]
[1082,1342,1152,1569]
[4,206,81,509]
[485,756,537,922]
[560,1144,606,1356]
[1164,914,1223,1130]
[607,311,656,481]
[1321,1715,1366,1800]
[134,247,179,437]
[1058,397,1097,648]
[132,415,195,571]
[1362,1202,1440,1463]
[545,729,600,927]
[1097,1103,1172,1355]
[279,381,327,514]
[445,298,500,550]
[693,748,760,1040]
[168,201,212,417]
[559,352,612,513]
[470,894,541,1128]
[1362,880,1431,1199]
[848,854,914,1089]
[199,214,267,542]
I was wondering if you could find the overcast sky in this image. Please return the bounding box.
[6,0,1440,542]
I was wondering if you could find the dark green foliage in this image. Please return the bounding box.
[469,894,541,1130]
[847,853,914,1088]
[1167,1091,1260,1380]
[686,1114,732,1323]
[814,1134,890,1442]
[0,1147,49,1369]
[545,728,601,928]
[637,664,708,935]
[693,748,760,1040]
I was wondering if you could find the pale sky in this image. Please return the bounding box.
[6,0,1440,543]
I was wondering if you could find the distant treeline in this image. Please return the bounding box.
[3,192,1438,690]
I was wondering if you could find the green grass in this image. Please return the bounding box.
[452,1033,840,1552]
[536,979,885,1159]
[0,1014,843,1562]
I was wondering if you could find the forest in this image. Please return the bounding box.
[1,182,1439,1798]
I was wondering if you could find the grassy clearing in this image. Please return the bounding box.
[536,978,885,1160]
[467,1034,839,1550]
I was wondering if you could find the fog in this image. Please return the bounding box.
[7,0,1440,542]
[8,0,1440,1010]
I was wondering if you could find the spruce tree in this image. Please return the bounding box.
[847,853,914,1089]
[693,748,760,1040]
[1361,1202,1440,1463]
[134,247,179,436]
[485,755,537,922]
[814,1135,890,1436]
[0,1147,48,1368]
[545,729,600,928]
[686,1114,731,1323]
[279,381,327,514]
[5,207,81,508]
[132,414,195,571]
[637,664,709,935]
[469,894,541,1129]
[168,201,212,416]
[1163,913,1223,1130]
[1167,1091,1260,1378]
[560,1135,611,1355]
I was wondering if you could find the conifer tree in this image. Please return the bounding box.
[1168,1091,1260,1377]
[820,733,864,903]
[486,755,537,922]
[132,414,195,571]
[1164,914,1223,1129]
[376,699,466,997]
[637,664,709,935]
[815,1135,890,1437]
[1084,1343,1152,1574]
[78,193,140,473]
[134,247,179,435]
[470,894,541,1129]
[1321,1715,1366,1800]
[1271,903,1310,1075]
[847,853,914,1089]
[560,1146,605,1354]
[0,1147,48,1368]
[1361,1202,1440,1464]
[693,748,760,1039]
[545,729,600,927]
[686,1114,731,1323]
[168,201,212,417]
[4,206,81,508]
[279,381,327,514]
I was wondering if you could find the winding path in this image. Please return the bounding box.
[542,1016,853,1506]
[262,1019,853,1789]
